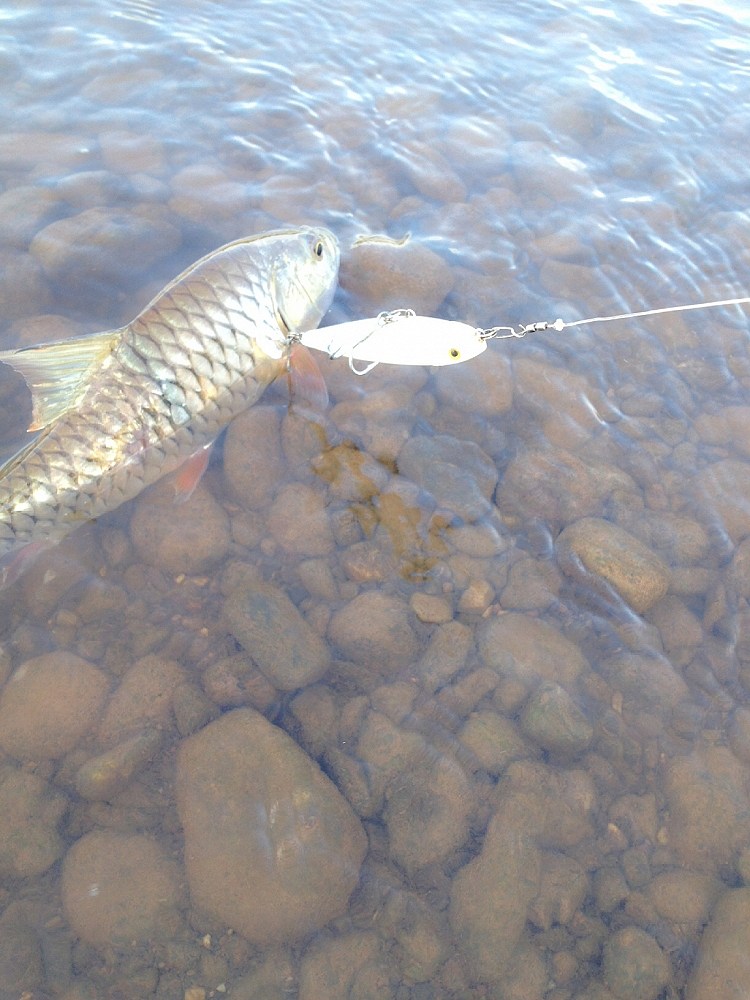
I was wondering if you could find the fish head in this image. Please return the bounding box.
[270,227,340,341]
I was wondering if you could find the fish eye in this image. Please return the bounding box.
[449,347,461,359]
[313,239,325,259]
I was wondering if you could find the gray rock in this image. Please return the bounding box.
[223,579,330,690]
[520,682,593,758]
[602,927,670,1000]
[397,434,496,522]
[175,708,367,944]
[556,516,671,614]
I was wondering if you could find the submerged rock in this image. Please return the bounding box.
[62,830,182,947]
[0,651,108,761]
[520,681,593,758]
[478,612,588,687]
[175,708,367,945]
[328,591,419,675]
[556,516,670,613]
[0,765,67,878]
[603,926,670,1000]
[686,887,750,1000]
[223,579,330,690]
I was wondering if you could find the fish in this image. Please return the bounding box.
[0,226,339,579]
[299,310,487,374]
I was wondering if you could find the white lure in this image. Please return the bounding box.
[298,310,487,374]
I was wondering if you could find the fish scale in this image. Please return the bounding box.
[0,226,339,565]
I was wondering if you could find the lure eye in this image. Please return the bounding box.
[313,240,325,258]
[449,347,461,359]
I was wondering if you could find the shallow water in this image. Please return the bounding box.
[1,0,750,997]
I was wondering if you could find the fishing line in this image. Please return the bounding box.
[480,294,750,340]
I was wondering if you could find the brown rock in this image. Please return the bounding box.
[0,652,108,761]
[695,459,750,543]
[602,926,670,1000]
[556,517,671,613]
[62,831,182,947]
[98,654,185,745]
[266,482,334,557]
[176,709,367,944]
[223,405,285,510]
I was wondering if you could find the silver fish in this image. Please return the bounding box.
[0,226,339,572]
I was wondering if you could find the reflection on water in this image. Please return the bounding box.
[1,0,750,996]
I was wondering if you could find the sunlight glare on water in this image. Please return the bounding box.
[0,0,749,997]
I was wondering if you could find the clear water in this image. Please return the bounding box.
[1,0,750,997]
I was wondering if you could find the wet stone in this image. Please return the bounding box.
[410,592,453,623]
[417,620,474,692]
[0,902,44,995]
[175,708,367,945]
[602,927,670,1000]
[397,433,496,522]
[0,765,67,878]
[0,248,52,322]
[528,852,589,930]
[130,479,231,575]
[695,459,750,544]
[61,830,182,948]
[328,591,419,676]
[520,682,593,758]
[556,517,671,614]
[0,184,60,248]
[298,930,393,1000]
[0,651,109,761]
[97,654,186,745]
[598,652,689,715]
[686,888,750,1000]
[223,579,329,691]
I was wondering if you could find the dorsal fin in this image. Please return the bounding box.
[0,328,121,431]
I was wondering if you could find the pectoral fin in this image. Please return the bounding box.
[0,328,122,431]
[172,441,214,502]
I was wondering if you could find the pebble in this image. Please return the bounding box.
[686,888,750,999]
[513,356,604,448]
[0,651,108,761]
[646,871,721,928]
[129,478,231,575]
[0,765,67,877]
[432,349,513,417]
[501,555,562,610]
[556,517,671,614]
[223,405,285,509]
[175,708,367,944]
[602,927,670,1000]
[528,852,589,930]
[223,579,330,690]
[384,755,474,872]
[328,591,419,675]
[397,433,496,522]
[417,620,474,692]
[664,746,750,872]
[478,612,588,687]
[61,830,182,947]
[520,682,593,758]
[340,239,453,315]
